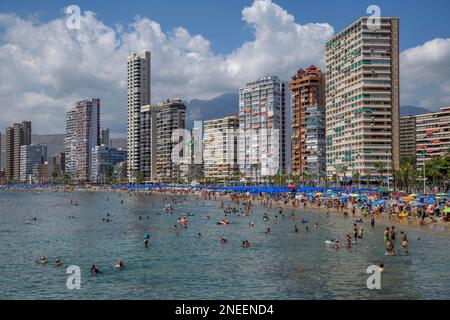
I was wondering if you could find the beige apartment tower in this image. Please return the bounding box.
[203,115,239,182]
[325,17,400,184]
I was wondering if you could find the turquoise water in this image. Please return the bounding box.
[0,190,448,300]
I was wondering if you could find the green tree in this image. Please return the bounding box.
[374,162,386,187]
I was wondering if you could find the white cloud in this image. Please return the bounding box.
[401,38,450,110]
[0,0,333,135]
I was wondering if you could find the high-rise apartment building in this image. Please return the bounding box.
[325,17,400,183]
[64,99,100,181]
[20,144,47,182]
[127,51,151,182]
[91,146,127,183]
[155,99,186,182]
[203,115,239,182]
[5,121,32,181]
[139,104,158,181]
[238,76,287,182]
[415,107,450,168]
[400,116,417,159]
[289,66,326,178]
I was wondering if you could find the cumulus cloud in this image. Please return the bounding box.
[0,0,333,135]
[401,38,450,110]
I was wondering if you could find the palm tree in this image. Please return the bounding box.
[332,174,338,187]
[340,166,349,187]
[374,163,386,188]
[352,171,361,189]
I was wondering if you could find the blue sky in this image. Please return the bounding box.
[1,0,450,54]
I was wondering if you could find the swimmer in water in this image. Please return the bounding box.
[295,225,299,233]
[90,264,101,275]
[114,260,125,269]
[54,258,62,267]
[242,240,250,248]
[379,263,384,273]
[334,240,340,250]
[198,233,202,239]
[144,240,149,247]
[314,223,319,228]
[37,256,47,265]
[220,237,228,244]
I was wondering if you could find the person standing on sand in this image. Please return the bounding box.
[371,214,375,227]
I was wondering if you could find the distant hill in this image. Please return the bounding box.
[400,105,430,117]
[186,93,239,129]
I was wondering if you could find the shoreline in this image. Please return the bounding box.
[2,185,448,233]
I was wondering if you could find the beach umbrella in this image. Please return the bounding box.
[409,194,417,197]
[412,203,426,207]
[443,208,450,213]
[351,194,360,197]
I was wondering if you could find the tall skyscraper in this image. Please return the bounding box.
[5,121,32,181]
[289,66,326,178]
[203,115,239,182]
[139,104,158,181]
[325,17,400,183]
[238,76,287,182]
[127,51,151,182]
[64,99,100,181]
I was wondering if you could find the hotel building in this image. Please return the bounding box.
[238,76,287,182]
[325,17,400,182]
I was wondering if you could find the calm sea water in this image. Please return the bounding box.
[0,190,448,300]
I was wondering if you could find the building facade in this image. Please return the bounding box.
[64,99,100,181]
[203,115,239,182]
[90,146,127,183]
[101,128,110,147]
[5,121,32,181]
[155,99,186,182]
[238,76,287,182]
[139,104,158,181]
[289,66,326,178]
[415,107,450,168]
[399,116,417,159]
[19,144,47,182]
[325,17,400,183]
[127,51,151,182]
[51,152,66,179]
